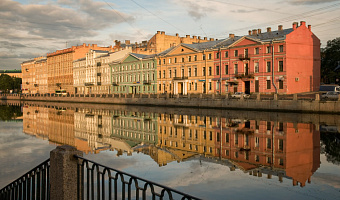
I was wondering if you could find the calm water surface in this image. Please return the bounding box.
[0,102,340,200]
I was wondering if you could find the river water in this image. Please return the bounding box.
[0,102,340,200]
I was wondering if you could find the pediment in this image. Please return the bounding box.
[165,44,198,56]
[231,37,261,47]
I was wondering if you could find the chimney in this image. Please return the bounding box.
[125,40,130,45]
[186,35,190,38]
[176,33,179,36]
[258,29,261,34]
[278,25,283,31]
[83,43,86,47]
[157,31,160,34]
[300,21,306,27]
[198,36,201,40]
[248,30,251,35]
[292,22,298,30]
[308,25,311,31]
[161,31,165,35]
[204,37,207,40]
[252,29,258,35]
[210,38,214,41]
[229,33,235,38]
[267,27,271,32]
[193,36,197,39]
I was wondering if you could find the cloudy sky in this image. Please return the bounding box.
[1,0,339,70]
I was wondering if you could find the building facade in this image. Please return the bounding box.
[110,53,158,94]
[212,21,320,94]
[21,57,47,94]
[47,44,114,94]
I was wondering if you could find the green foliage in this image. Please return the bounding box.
[321,37,340,84]
[0,74,22,92]
[0,105,22,121]
[320,132,340,165]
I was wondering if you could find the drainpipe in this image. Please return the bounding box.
[219,48,222,94]
[272,40,278,94]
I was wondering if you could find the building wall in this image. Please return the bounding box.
[47,44,114,94]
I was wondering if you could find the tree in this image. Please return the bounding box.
[0,74,14,92]
[321,37,340,84]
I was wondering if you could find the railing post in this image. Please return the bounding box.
[50,145,83,200]
[256,93,261,101]
[274,94,278,101]
[293,93,297,100]
[315,93,320,101]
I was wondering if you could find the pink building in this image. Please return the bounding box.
[213,21,320,94]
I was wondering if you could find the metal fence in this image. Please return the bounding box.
[0,159,50,200]
[74,155,201,200]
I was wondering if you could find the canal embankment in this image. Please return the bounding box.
[1,93,340,114]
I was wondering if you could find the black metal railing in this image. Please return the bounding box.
[0,159,50,200]
[74,155,201,200]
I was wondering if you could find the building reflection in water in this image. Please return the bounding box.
[23,104,320,188]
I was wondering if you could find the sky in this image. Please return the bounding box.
[0,0,340,70]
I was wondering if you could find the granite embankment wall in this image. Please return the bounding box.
[1,93,340,114]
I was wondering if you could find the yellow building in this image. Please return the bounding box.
[21,57,47,94]
[156,42,218,94]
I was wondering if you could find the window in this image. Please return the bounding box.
[234,50,238,57]
[216,66,219,75]
[279,80,283,89]
[267,61,271,72]
[235,133,238,145]
[209,67,212,76]
[203,54,206,60]
[255,137,259,147]
[279,139,284,151]
[188,68,191,77]
[225,65,228,74]
[254,62,259,73]
[194,55,197,61]
[159,60,161,65]
[216,82,219,90]
[194,82,197,90]
[163,59,165,64]
[267,46,271,53]
[279,61,283,72]
[279,45,284,52]
[225,51,228,58]
[181,57,184,62]
[169,69,172,78]
[267,80,271,89]
[163,70,165,78]
[174,58,177,63]
[267,138,272,149]
[226,133,229,143]
[255,47,259,55]
[216,52,220,59]
[234,64,238,74]
[203,67,206,76]
[267,121,271,130]
[279,122,284,131]
[158,71,161,79]
[194,68,197,76]
[208,54,212,60]
[169,58,171,63]
[188,56,191,62]
[209,82,212,90]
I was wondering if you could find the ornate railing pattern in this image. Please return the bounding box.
[0,159,50,200]
[75,155,201,200]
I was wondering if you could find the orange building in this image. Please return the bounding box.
[47,44,114,94]
[21,57,47,94]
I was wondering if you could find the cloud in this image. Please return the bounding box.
[288,0,340,5]
[231,9,266,13]
[174,0,215,20]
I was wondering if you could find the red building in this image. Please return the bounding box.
[213,21,320,94]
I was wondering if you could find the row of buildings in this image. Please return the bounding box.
[21,21,321,95]
[22,103,320,187]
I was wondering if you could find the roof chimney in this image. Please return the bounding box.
[186,35,190,38]
[278,25,283,31]
[204,37,207,40]
[161,31,165,35]
[252,29,258,35]
[157,31,160,34]
[308,25,311,31]
[267,27,271,32]
[176,33,179,36]
[229,33,235,38]
[248,30,251,35]
[125,40,130,45]
[300,21,306,27]
[193,36,197,39]
[198,36,201,40]
[258,29,261,34]
[292,22,298,30]
[210,38,214,41]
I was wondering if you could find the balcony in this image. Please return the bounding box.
[85,82,94,86]
[143,80,151,85]
[234,73,254,79]
[239,54,250,60]
[173,76,188,80]
[112,82,119,86]
[97,82,101,86]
